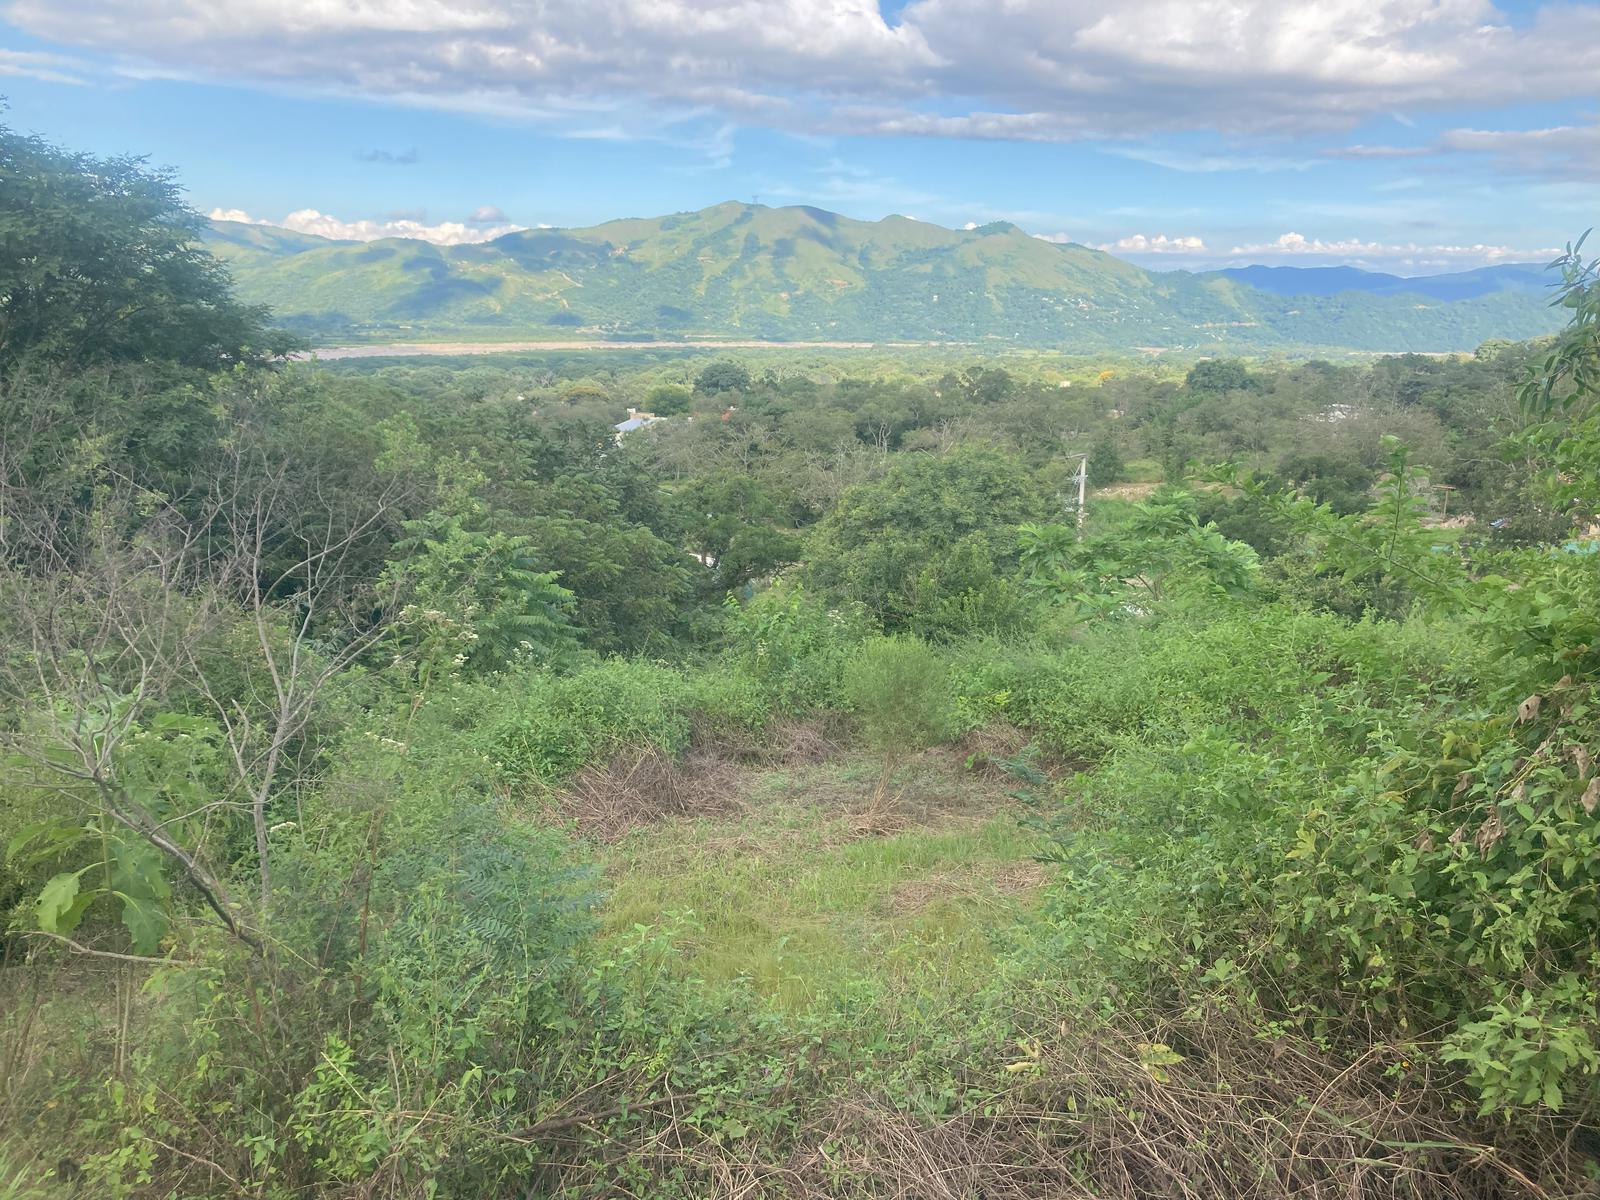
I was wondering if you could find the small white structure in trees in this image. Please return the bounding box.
[613,407,662,440]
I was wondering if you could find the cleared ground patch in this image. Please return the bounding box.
[591,750,1045,1009]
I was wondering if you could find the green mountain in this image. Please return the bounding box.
[205,202,1564,352]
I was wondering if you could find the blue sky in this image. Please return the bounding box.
[2,0,1596,272]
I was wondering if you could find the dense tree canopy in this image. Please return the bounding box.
[0,124,288,371]
[804,445,1048,631]
[693,359,751,396]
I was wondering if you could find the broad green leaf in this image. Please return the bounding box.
[6,820,90,867]
[110,834,171,903]
[117,892,168,955]
[1543,1077,1563,1111]
[36,869,89,934]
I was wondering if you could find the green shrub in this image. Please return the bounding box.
[842,635,959,757]
[720,580,871,714]
[483,659,698,785]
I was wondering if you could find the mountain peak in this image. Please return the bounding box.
[202,201,1565,352]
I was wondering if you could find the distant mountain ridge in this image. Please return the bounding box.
[204,202,1565,352]
[1212,262,1552,302]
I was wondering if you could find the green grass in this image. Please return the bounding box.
[596,753,1044,1010]
[1121,457,1165,484]
[0,1148,49,1200]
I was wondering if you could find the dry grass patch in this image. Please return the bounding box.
[555,717,850,841]
[889,861,1050,916]
[555,745,744,841]
[777,1014,1578,1200]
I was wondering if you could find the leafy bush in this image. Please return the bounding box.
[842,636,959,757]
[481,659,699,785]
[721,580,871,714]
[385,503,578,676]
[805,446,1047,632]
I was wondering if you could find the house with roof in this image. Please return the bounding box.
[613,407,662,440]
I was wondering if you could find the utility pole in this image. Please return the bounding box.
[1065,451,1089,537]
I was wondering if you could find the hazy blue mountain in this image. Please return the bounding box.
[1213,262,1553,302]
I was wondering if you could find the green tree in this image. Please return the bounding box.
[694,360,752,397]
[676,470,802,591]
[1280,452,1376,515]
[0,122,286,370]
[1519,232,1599,517]
[954,366,1015,406]
[1087,430,1125,487]
[1184,358,1254,394]
[1020,490,1259,618]
[805,446,1045,630]
[646,383,694,415]
[386,505,578,677]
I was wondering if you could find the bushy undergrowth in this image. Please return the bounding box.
[9,556,1600,1195]
[993,591,1600,1129]
[11,124,1600,1199]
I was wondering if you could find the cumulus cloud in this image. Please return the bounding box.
[210,206,526,245]
[1223,231,1560,268]
[1097,233,1208,253]
[9,0,1600,147]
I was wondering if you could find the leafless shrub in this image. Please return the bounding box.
[0,399,422,953]
[781,1013,1575,1200]
[751,715,848,766]
[556,746,743,840]
[691,714,848,767]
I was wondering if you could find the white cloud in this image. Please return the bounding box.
[8,0,1599,145]
[1223,231,1560,268]
[210,206,526,245]
[1104,145,1318,173]
[0,47,90,84]
[763,168,944,213]
[1328,119,1600,179]
[1098,233,1208,253]
[1070,228,1562,271]
[1435,121,1600,180]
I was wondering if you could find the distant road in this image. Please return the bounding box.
[304,339,924,360]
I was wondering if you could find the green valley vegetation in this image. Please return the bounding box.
[5,122,1600,1199]
[204,201,1568,354]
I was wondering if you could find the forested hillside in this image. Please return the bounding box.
[205,204,1567,352]
[5,125,1600,1200]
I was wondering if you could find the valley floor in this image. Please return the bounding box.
[306,339,930,360]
